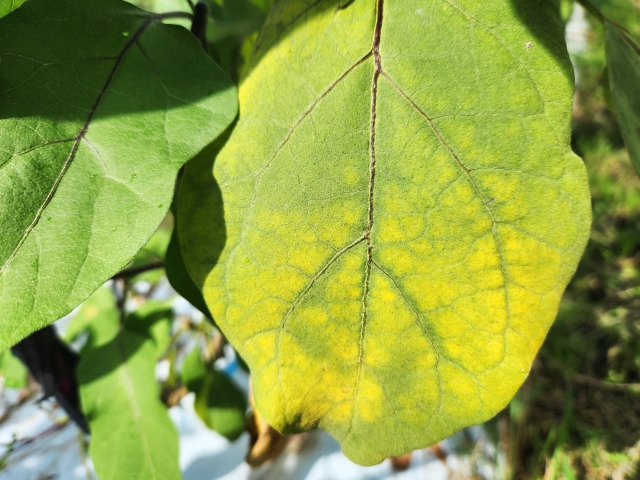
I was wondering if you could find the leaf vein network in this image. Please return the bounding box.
[377,72,512,365]
[260,0,517,421]
[0,11,191,278]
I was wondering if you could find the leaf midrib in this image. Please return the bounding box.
[118,332,159,478]
[258,1,508,341]
[248,0,516,411]
[352,0,384,415]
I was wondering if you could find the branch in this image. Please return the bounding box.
[190,2,209,51]
[153,11,194,22]
[112,261,164,280]
[573,373,640,394]
[541,352,640,394]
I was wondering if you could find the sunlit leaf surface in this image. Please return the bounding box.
[78,301,179,480]
[0,0,237,349]
[180,0,591,465]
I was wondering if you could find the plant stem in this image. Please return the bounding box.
[112,261,164,280]
[573,373,640,393]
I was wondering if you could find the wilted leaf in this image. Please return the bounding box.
[11,325,89,432]
[179,0,591,464]
[79,302,180,480]
[245,381,286,467]
[0,0,237,350]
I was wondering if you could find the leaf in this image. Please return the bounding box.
[580,0,640,173]
[207,0,271,43]
[166,144,227,321]
[0,349,28,389]
[78,302,180,480]
[129,0,271,42]
[245,382,286,467]
[0,0,25,18]
[604,23,640,174]
[128,221,172,284]
[11,325,89,433]
[126,0,192,29]
[582,0,640,39]
[125,299,173,357]
[554,0,576,23]
[166,226,214,318]
[182,347,247,440]
[178,0,591,465]
[0,0,237,350]
[196,369,246,440]
[181,345,206,386]
[137,224,172,263]
[63,286,120,349]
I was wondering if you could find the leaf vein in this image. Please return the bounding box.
[379,71,512,372]
[0,12,190,278]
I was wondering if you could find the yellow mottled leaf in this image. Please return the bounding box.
[179,0,591,465]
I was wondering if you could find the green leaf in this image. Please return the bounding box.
[0,350,28,389]
[545,0,575,23]
[63,286,120,349]
[136,224,172,263]
[579,0,640,173]
[126,0,192,29]
[79,302,180,480]
[0,0,25,18]
[179,0,591,465]
[166,226,213,319]
[125,299,173,357]
[0,0,237,350]
[582,0,640,39]
[128,221,172,284]
[182,345,207,386]
[129,0,271,42]
[166,144,227,321]
[207,0,271,42]
[194,368,247,440]
[182,348,247,440]
[604,23,640,174]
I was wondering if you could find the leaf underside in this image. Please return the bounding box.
[179,0,591,465]
[0,0,236,349]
